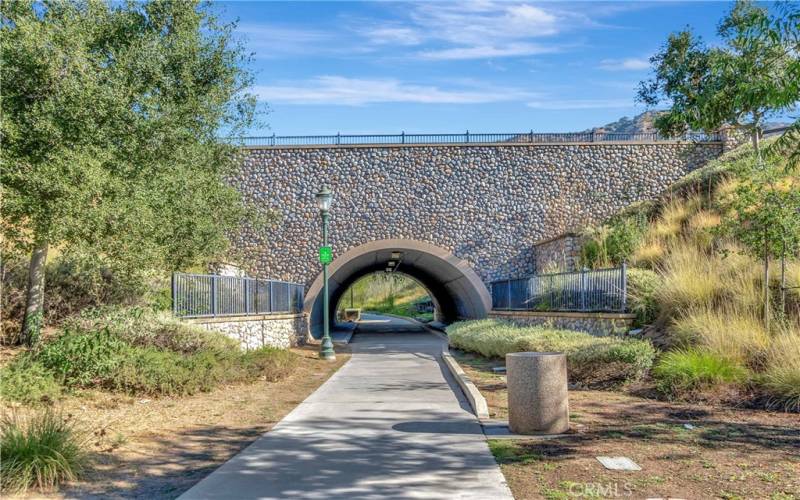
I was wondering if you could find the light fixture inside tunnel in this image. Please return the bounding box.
[391,251,402,260]
[388,261,396,267]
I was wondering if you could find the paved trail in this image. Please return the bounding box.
[180,315,512,499]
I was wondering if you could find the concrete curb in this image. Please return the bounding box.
[441,352,490,420]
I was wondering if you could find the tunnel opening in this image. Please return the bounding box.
[335,272,437,323]
[304,239,491,338]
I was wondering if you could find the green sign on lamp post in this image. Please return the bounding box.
[319,246,332,264]
[315,186,336,361]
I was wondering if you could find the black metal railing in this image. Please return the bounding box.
[491,264,627,313]
[172,273,304,318]
[239,131,722,147]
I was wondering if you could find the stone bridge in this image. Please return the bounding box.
[228,139,725,336]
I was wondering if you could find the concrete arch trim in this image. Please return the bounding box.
[304,239,491,336]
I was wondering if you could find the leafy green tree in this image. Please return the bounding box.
[1,0,259,345]
[640,0,800,329]
[638,0,800,153]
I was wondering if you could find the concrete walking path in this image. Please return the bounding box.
[180,314,512,499]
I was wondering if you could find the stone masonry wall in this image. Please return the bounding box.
[230,142,722,289]
[533,233,585,273]
[187,313,307,349]
[489,311,635,336]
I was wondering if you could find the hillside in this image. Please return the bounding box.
[576,138,800,410]
[585,111,791,134]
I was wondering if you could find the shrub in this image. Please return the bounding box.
[63,306,238,354]
[760,333,800,411]
[655,242,726,312]
[581,213,648,268]
[0,409,88,493]
[653,349,749,396]
[108,347,220,396]
[447,320,655,387]
[670,307,769,366]
[0,252,149,338]
[0,357,61,404]
[626,268,662,327]
[30,324,298,397]
[36,329,128,387]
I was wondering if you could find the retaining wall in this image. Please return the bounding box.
[186,313,308,349]
[489,310,635,336]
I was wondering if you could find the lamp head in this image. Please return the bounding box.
[315,186,333,212]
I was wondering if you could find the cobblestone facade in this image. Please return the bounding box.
[188,314,307,349]
[533,233,585,273]
[229,142,722,288]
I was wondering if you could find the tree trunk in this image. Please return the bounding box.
[20,241,48,346]
[780,239,787,317]
[763,228,770,333]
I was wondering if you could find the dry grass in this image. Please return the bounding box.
[655,242,726,312]
[762,332,800,411]
[670,307,769,365]
[631,237,666,269]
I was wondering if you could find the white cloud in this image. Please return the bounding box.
[352,1,586,60]
[254,76,535,105]
[598,58,651,71]
[361,26,422,46]
[419,43,560,60]
[527,98,634,110]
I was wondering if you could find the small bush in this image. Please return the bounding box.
[626,268,662,327]
[0,410,88,493]
[447,320,655,387]
[0,357,62,404]
[670,307,769,365]
[653,349,749,396]
[36,329,128,387]
[581,213,648,268]
[760,334,800,411]
[63,307,239,354]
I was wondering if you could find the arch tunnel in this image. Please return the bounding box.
[304,239,491,338]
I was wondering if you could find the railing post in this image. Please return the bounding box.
[621,262,628,312]
[171,273,178,316]
[580,267,588,311]
[271,133,276,146]
[401,131,405,144]
[591,130,596,142]
[336,132,340,145]
[269,280,275,313]
[507,279,512,310]
[210,275,218,317]
[529,129,534,143]
[466,130,470,143]
[244,279,250,315]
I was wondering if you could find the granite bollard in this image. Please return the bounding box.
[507,352,569,435]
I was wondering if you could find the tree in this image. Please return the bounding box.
[1,0,259,345]
[720,157,800,330]
[639,0,800,329]
[638,0,800,154]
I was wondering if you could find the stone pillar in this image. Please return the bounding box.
[506,352,569,434]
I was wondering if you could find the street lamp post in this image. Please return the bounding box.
[316,186,336,361]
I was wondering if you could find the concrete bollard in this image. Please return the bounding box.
[506,352,569,435]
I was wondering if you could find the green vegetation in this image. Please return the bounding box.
[0,308,298,401]
[653,349,749,395]
[638,0,800,153]
[337,273,431,320]
[0,410,88,494]
[1,0,264,345]
[577,140,800,408]
[0,358,61,405]
[447,320,655,388]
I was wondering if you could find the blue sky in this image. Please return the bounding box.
[216,1,741,136]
